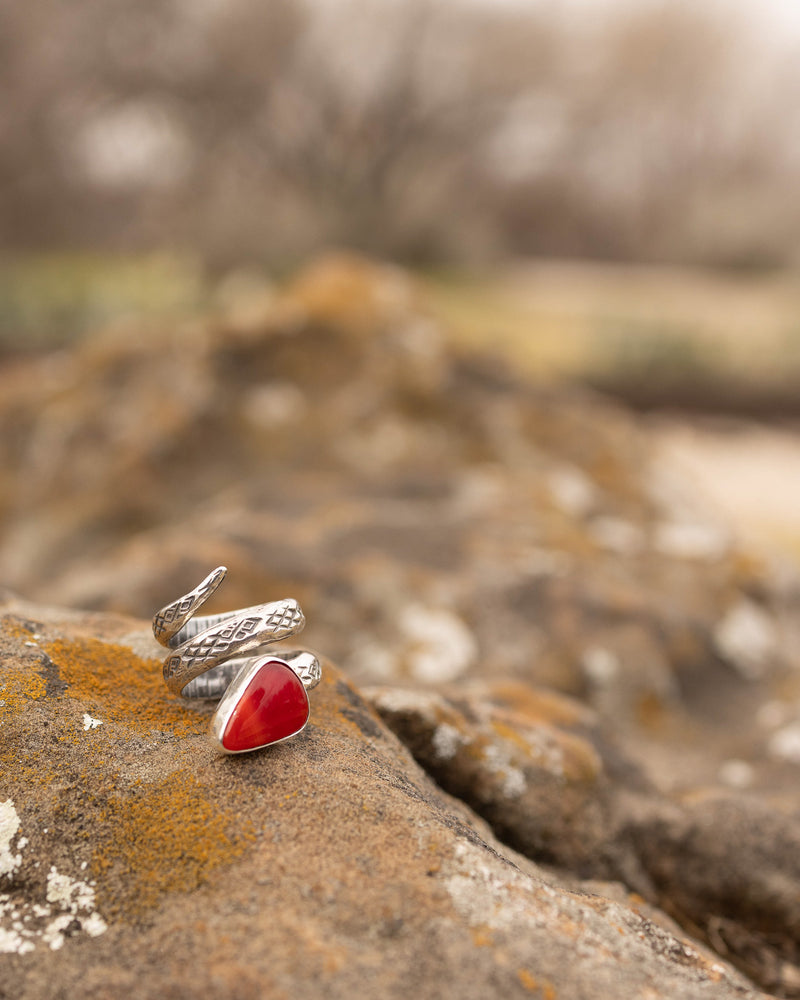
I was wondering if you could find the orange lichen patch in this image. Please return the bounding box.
[586,449,643,507]
[490,719,537,756]
[93,770,255,917]
[517,969,539,992]
[45,637,207,737]
[1,616,36,642]
[321,946,348,976]
[549,729,602,784]
[471,925,494,948]
[486,683,593,729]
[459,733,492,764]
[0,747,58,789]
[0,668,46,723]
[635,691,668,732]
[284,253,413,337]
[729,548,767,584]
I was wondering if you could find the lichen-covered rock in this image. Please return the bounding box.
[368,681,800,995]
[1,254,799,995]
[0,256,792,716]
[0,258,796,763]
[367,682,620,870]
[0,602,768,1000]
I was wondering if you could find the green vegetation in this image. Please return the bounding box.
[5,251,800,415]
[0,254,204,353]
[423,262,800,410]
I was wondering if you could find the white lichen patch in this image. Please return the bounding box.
[482,744,527,799]
[82,713,103,731]
[399,605,477,683]
[714,599,777,680]
[718,759,754,789]
[501,766,526,798]
[588,518,644,556]
[242,381,306,429]
[0,922,35,956]
[348,641,398,682]
[653,520,729,561]
[445,839,616,959]
[756,700,791,729]
[46,866,96,913]
[768,722,800,764]
[0,801,22,878]
[518,728,567,780]
[443,840,743,989]
[444,839,548,936]
[41,866,108,950]
[431,723,467,762]
[0,810,108,954]
[581,647,619,686]
[367,686,443,719]
[547,465,597,517]
[40,913,75,952]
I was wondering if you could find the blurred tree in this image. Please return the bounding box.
[0,0,798,268]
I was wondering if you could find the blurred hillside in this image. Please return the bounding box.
[3,0,800,270]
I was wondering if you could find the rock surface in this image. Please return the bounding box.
[1,254,800,995]
[0,601,769,999]
[368,681,800,996]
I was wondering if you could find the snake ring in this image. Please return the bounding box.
[153,566,321,754]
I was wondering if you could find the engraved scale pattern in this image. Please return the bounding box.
[175,603,302,672]
[152,566,227,646]
[292,657,322,689]
[158,580,305,694]
[154,569,320,752]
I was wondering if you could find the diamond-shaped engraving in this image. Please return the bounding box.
[159,588,305,695]
[155,569,319,749]
[153,566,227,646]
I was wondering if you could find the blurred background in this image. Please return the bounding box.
[3,0,800,552]
[4,0,800,270]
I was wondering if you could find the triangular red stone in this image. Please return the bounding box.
[221,659,309,752]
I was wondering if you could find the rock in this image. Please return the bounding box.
[1,254,800,994]
[0,256,793,729]
[636,793,800,996]
[368,680,800,996]
[0,601,767,999]
[366,681,639,876]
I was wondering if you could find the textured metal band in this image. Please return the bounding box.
[180,650,322,699]
[153,566,307,695]
[152,566,228,647]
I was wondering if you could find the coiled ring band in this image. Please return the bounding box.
[152,566,320,697]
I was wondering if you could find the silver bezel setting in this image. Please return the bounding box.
[209,655,311,755]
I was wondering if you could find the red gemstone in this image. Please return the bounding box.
[221,659,309,753]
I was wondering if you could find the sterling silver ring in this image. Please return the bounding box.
[153,566,321,754]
